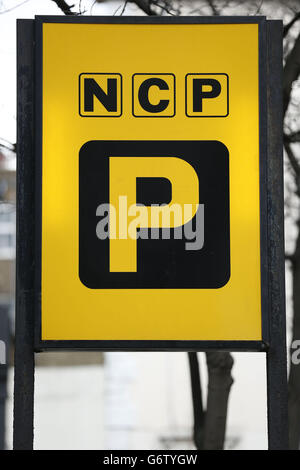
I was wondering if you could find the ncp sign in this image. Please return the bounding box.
[35,17,267,348]
[78,72,228,117]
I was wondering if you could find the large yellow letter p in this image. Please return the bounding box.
[109,157,199,272]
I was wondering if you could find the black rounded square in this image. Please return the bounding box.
[79,140,230,289]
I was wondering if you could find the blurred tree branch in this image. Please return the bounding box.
[206,0,220,16]
[283,11,300,37]
[0,139,16,153]
[51,0,78,15]
[0,0,30,15]
[188,352,205,449]
[129,0,157,15]
[284,131,300,144]
[203,352,234,449]
[283,33,300,117]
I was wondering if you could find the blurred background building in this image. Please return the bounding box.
[0,144,15,450]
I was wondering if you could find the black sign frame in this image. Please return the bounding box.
[34,15,269,352]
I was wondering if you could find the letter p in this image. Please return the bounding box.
[109,157,199,272]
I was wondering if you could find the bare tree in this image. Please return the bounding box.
[283,20,300,451]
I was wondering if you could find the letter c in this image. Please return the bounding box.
[138,78,169,113]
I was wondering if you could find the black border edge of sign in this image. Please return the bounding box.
[34,15,269,352]
[259,17,269,346]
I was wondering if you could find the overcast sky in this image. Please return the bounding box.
[0,0,143,145]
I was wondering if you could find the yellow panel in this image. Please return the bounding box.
[41,22,261,341]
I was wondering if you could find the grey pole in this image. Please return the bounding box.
[266,20,289,450]
[13,19,35,450]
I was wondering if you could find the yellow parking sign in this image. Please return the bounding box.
[35,16,269,348]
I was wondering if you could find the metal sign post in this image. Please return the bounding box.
[13,16,288,450]
[266,20,288,450]
[13,19,35,450]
